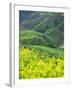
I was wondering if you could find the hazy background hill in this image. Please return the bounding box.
[19,11,64,48]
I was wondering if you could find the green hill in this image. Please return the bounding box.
[19,11,64,48]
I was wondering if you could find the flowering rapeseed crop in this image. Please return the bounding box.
[19,48,64,79]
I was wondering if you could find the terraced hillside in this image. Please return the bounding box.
[19,11,64,48]
[19,11,64,79]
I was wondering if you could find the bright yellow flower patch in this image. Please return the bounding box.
[19,48,64,79]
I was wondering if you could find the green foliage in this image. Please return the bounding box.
[19,48,64,79]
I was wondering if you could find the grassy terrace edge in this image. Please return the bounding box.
[19,45,64,58]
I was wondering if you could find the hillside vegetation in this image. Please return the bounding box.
[19,11,64,79]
